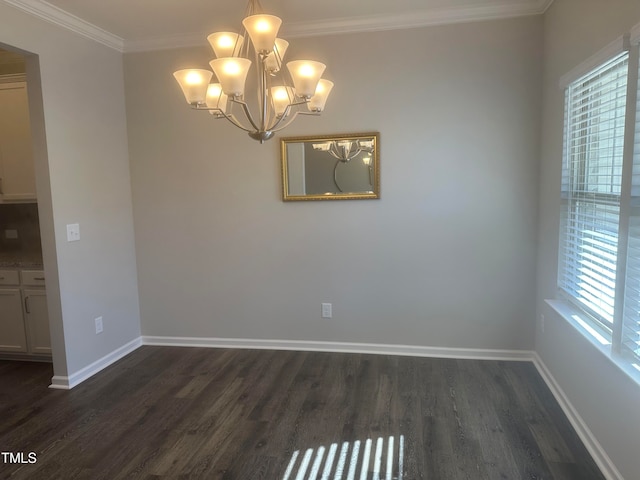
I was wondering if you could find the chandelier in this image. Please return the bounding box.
[312,139,375,162]
[173,0,334,143]
[312,139,375,192]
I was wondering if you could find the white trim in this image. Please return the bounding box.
[141,335,534,361]
[3,0,124,52]
[559,35,627,89]
[2,0,552,53]
[48,337,141,390]
[532,353,623,480]
[280,1,549,39]
[126,1,551,52]
[546,299,640,386]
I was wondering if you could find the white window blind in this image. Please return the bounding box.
[622,52,640,364]
[558,52,629,337]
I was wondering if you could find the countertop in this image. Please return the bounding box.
[0,251,44,269]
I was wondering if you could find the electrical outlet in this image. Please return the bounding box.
[95,316,103,334]
[540,314,545,333]
[322,303,332,319]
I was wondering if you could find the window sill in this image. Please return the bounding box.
[545,299,640,387]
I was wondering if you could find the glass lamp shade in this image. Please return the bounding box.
[270,86,294,117]
[286,60,326,98]
[242,14,282,54]
[206,83,228,114]
[207,32,244,58]
[313,142,331,151]
[209,58,252,97]
[173,69,213,105]
[307,79,334,112]
[264,38,289,72]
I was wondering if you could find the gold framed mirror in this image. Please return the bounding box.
[280,132,380,201]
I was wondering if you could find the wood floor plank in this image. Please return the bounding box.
[0,347,605,480]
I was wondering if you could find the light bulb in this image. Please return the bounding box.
[186,71,205,84]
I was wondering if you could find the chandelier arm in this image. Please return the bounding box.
[349,147,363,161]
[191,105,253,132]
[266,104,295,132]
[268,109,316,133]
[326,145,342,161]
[270,110,322,133]
[329,142,342,160]
[219,113,254,133]
[333,160,343,192]
[259,55,269,132]
[265,98,311,131]
[231,98,261,132]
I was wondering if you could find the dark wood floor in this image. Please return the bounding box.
[0,347,603,479]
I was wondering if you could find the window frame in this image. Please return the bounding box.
[556,39,640,369]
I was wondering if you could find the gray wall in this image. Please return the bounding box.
[125,16,542,350]
[536,1,640,478]
[0,3,141,376]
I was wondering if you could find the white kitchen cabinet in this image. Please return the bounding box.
[0,288,28,353]
[23,289,50,354]
[0,79,37,203]
[0,269,49,356]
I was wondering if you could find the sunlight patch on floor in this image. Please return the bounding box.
[282,435,405,480]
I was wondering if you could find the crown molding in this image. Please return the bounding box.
[280,0,553,39]
[3,0,554,54]
[125,0,554,52]
[3,0,125,52]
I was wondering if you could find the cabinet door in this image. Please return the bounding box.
[0,288,27,352]
[23,289,50,354]
[0,82,36,202]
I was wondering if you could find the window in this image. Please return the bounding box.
[558,44,640,367]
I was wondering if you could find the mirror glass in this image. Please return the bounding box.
[280,132,380,201]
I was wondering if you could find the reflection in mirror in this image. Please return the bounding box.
[281,132,380,201]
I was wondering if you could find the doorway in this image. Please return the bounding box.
[0,42,64,383]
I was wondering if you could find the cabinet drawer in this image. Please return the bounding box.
[21,270,45,286]
[0,270,20,286]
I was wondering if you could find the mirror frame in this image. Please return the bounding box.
[280,132,380,201]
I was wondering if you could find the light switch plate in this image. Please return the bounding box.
[4,229,18,239]
[66,223,80,242]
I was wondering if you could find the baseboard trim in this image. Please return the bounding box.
[531,353,622,480]
[141,335,535,362]
[48,337,142,390]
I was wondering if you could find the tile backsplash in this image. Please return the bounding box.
[0,203,42,253]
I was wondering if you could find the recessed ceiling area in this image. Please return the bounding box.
[4,0,553,51]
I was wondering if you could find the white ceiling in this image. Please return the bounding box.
[3,0,553,52]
